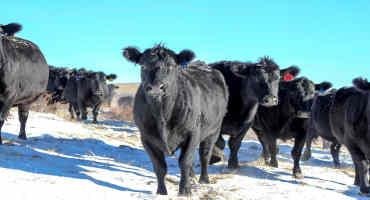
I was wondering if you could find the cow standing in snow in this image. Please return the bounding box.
[123,45,228,196]
[329,78,370,194]
[0,23,49,143]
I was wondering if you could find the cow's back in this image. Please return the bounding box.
[0,36,48,104]
[330,87,368,143]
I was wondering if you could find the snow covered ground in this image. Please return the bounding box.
[0,109,367,200]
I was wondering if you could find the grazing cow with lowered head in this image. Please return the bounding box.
[302,86,343,168]
[0,23,48,143]
[63,70,116,122]
[209,61,299,169]
[123,45,228,196]
[329,78,370,194]
[252,77,323,178]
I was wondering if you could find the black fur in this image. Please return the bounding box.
[209,58,281,168]
[124,45,228,196]
[0,33,49,142]
[329,82,370,193]
[252,77,316,178]
[302,88,341,168]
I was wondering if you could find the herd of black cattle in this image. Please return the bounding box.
[1,23,369,196]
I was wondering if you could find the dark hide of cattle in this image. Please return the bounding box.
[252,77,316,178]
[329,77,370,193]
[62,70,116,122]
[302,85,343,168]
[0,25,48,143]
[123,45,228,196]
[210,61,297,169]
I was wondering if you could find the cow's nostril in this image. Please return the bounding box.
[159,84,165,90]
[146,85,153,92]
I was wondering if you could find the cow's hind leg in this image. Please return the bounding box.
[291,133,306,179]
[142,140,168,195]
[199,132,219,184]
[302,132,315,161]
[256,132,271,165]
[0,120,4,144]
[347,144,370,193]
[18,104,30,140]
[331,142,341,168]
[209,134,225,164]
[92,104,101,123]
[228,126,249,169]
[68,104,75,119]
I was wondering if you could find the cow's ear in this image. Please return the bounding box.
[230,64,250,78]
[353,77,370,91]
[106,74,117,81]
[280,65,300,81]
[176,50,195,65]
[315,81,332,91]
[123,47,142,64]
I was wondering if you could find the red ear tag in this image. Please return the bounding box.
[283,73,294,81]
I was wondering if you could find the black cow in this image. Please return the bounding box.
[0,23,48,143]
[47,66,71,104]
[123,45,228,196]
[329,78,370,194]
[63,70,116,122]
[302,87,343,168]
[209,60,298,169]
[252,77,321,178]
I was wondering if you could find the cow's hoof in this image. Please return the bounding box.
[354,178,360,186]
[18,135,27,140]
[269,161,278,168]
[156,188,168,195]
[227,162,240,170]
[199,176,210,184]
[301,151,311,161]
[293,172,304,179]
[333,163,341,169]
[360,186,370,195]
[178,188,191,197]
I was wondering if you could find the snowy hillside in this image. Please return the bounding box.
[0,110,367,200]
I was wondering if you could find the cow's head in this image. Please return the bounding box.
[314,81,332,94]
[47,67,70,93]
[353,77,370,92]
[80,72,112,100]
[123,45,194,104]
[230,56,280,106]
[280,77,316,118]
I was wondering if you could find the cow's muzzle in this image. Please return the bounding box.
[261,95,279,107]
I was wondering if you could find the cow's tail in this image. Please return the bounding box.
[1,23,22,36]
[353,77,370,91]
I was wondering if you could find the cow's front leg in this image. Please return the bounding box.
[228,126,249,169]
[178,135,198,196]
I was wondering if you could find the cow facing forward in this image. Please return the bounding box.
[123,45,228,196]
[0,23,49,143]
[209,60,297,168]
